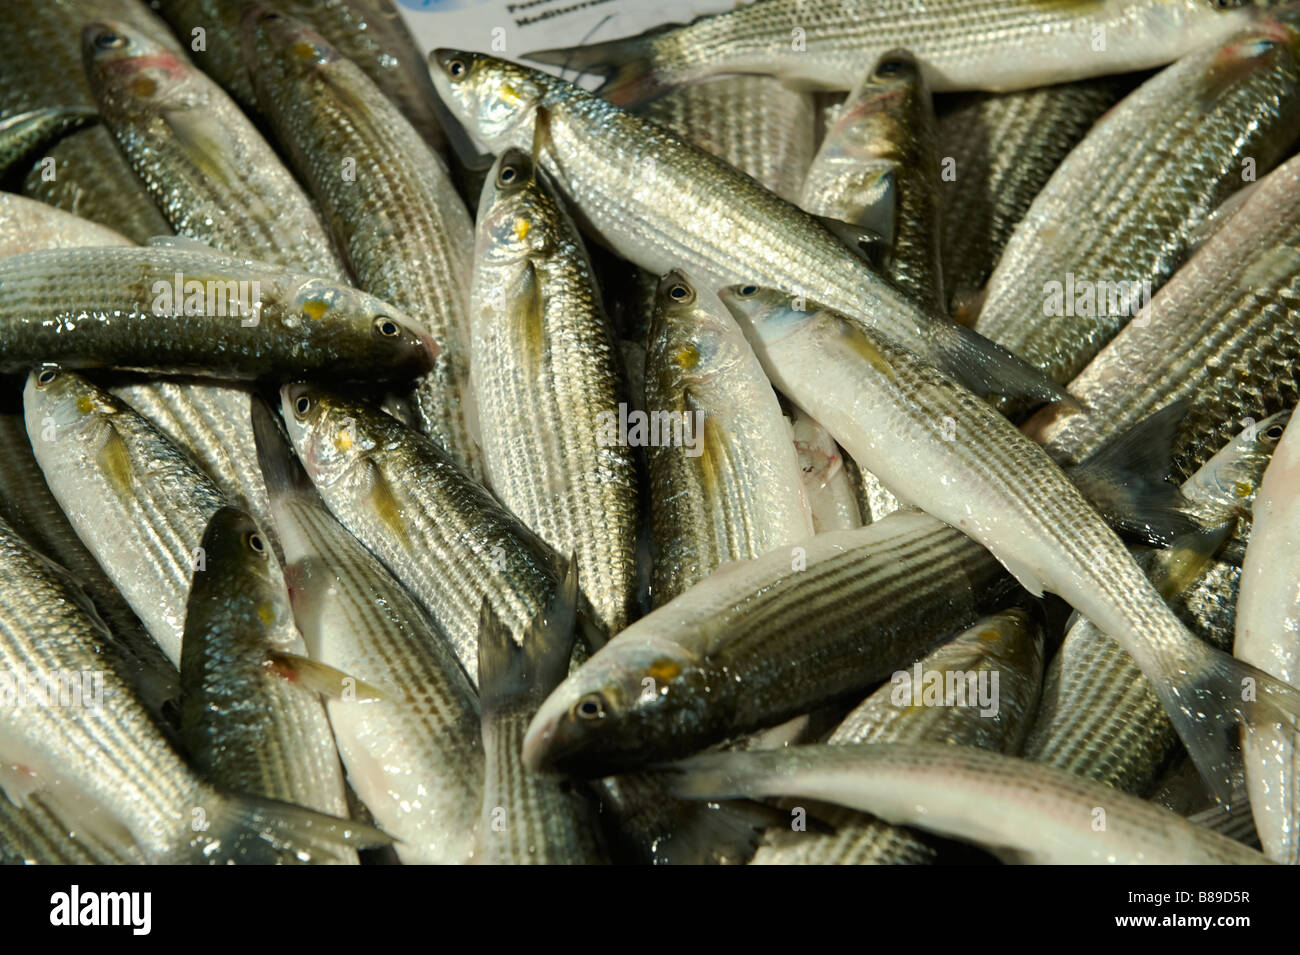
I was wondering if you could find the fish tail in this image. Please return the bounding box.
[523,35,666,107]
[251,395,315,501]
[929,320,1076,410]
[174,788,392,864]
[1153,638,1300,807]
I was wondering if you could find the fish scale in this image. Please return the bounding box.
[975,20,1300,397]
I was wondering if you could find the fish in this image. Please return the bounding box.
[715,284,1300,801]
[83,19,348,282]
[0,244,434,380]
[523,0,1266,105]
[974,19,1300,401]
[152,0,447,153]
[0,192,133,258]
[476,568,608,864]
[0,106,97,179]
[468,148,638,633]
[656,743,1274,865]
[936,77,1129,320]
[752,608,1045,865]
[1235,413,1300,863]
[24,367,230,667]
[179,505,354,853]
[252,398,483,864]
[0,510,386,863]
[801,49,944,312]
[1,0,180,241]
[1024,152,1300,481]
[789,406,861,534]
[243,9,482,477]
[637,75,814,203]
[277,383,580,683]
[427,50,1067,408]
[523,508,1017,775]
[0,789,145,864]
[644,270,811,603]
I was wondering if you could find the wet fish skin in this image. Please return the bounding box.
[0,192,133,258]
[753,608,1045,865]
[0,791,145,865]
[1023,152,1300,480]
[802,49,944,312]
[253,398,484,864]
[1024,414,1289,796]
[469,148,638,632]
[658,743,1274,865]
[1235,414,1300,863]
[0,245,435,380]
[717,284,1300,802]
[244,10,481,475]
[83,19,347,282]
[179,505,353,843]
[645,270,811,603]
[0,107,97,179]
[638,75,814,203]
[24,368,230,667]
[0,512,379,863]
[278,384,573,684]
[936,77,1128,320]
[790,406,861,534]
[428,50,1066,408]
[523,509,1016,776]
[525,0,1265,103]
[975,19,1300,398]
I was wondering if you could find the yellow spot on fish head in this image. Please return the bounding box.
[256,602,275,626]
[674,344,699,371]
[302,300,329,321]
[1235,481,1252,499]
[647,659,681,684]
[978,629,1001,644]
[292,42,318,62]
[129,76,157,98]
[513,217,531,242]
[76,396,95,414]
[334,428,353,453]
[499,84,521,104]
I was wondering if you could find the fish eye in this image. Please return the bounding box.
[668,283,693,303]
[1265,424,1285,441]
[245,532,268,557]
[94,30,127,51]
[497,163,520,186]
[876,58,905,76]
[293,394,314,418]
[263,11,282,20]
[35,368,59,388]
[1213,0,1243,9]
[374,316,401,338]
[447,58,467,79]
[573,693,605,721]
[738,284,759,297]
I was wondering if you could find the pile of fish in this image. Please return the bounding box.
[2,0,1300,866]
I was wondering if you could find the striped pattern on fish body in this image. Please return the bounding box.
[523,509,1016,775]
[638,75,815,203]
[645,271,811,603]
[83,20,347,283]
[936,77,1128,319]
[24,369,230,667]
[1024,414,1289,795]
[527,0,1262,102]
[430,52,1062,408]
[660,743,1274,865]
[279,385,571,684]
[469,150,638,633]
[0,192,133,258]
[1024,153,1300,481]
[718,285,1300,801]
[179,506,352,847]
[975,20,1300,394]
[0,245,434,380]
[245,11,480,477]
[802,49,945,312]
[1234,413,1300,862]
[2,0,180,241]
[255,399,484,864]
[752,608,1044,865]
[0,792,145,864]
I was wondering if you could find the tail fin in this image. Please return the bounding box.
[178,788,393,864]
[523,33,668,107]
[929,320,1077,410]
[1155,639,1300,807]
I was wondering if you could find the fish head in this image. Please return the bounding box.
[648,270,747,388]
[1192,409,1293,513]
[23,366,125,447]
[241,6,341,86]
[279,383,379,494]
[267,276,438,380]
[82,20,194,118]
[522,633,718,776]
[475,148,563,263]
[718,283,815,350]
[187,505,298,653]
[428,49,546,150]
